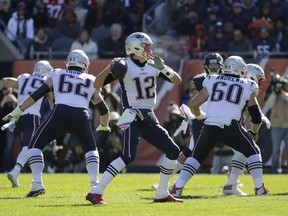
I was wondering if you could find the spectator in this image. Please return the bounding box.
[207,22,228,57]
[0,87,17,172]
[123,0,154,34]
[226,0,251,34]
[176,8,201,36]
[252,25,279,60]
[54,5,81,40]
[241,0,260,22]
[163,102,190,151]
[203,6,222,36]
[43,0,66,28]
[67,0,88,27]
[181,76,194,105]
[70,29,99,60]
[228,29,252,58]
[6,1,34,58]
[96,111,122,172]
[270,0,288,23]
[272,16,288,53]
[167,0,202,36]
[32,0,50,30]
[84,0,105,34]
[30,27,51,59]
[264,76,288,174]
[188,24,208,59]
[103,0,125,27]
[0,0,12,31]
[98,23,126,59]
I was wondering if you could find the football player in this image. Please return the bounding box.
[170,56,269,197]
[3,50,110,197]
[172,52,224,175]
[0,60,53,187]
[86,32,183,204]
[222,63,270,195]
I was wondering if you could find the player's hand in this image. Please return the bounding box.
[173,120,189,137]
[261,115,271,129]
[2,106,23,122]
[195,110,206,120]
[148,53,165,70]
[248,130,258,142]
[96,124,111,132]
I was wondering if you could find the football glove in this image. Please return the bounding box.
[148,53,165,70]
[173,120,189,137]
[1,118,15,132]
[261,114,271,129]
[96,124,111,132]
[179,104,195,120]
[248,130,258,142]
[2,106,24,122]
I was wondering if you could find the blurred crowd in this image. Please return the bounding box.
[1,0,288,60]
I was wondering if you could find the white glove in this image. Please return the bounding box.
[2,106,23,122]
[96,124,111,132]
[195,110,206,120]
[173,120,189,137]
[1,118,15,132]
[261,114,271,129]
[179,104,195,120]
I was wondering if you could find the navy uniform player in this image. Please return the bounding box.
[0,60,53,187]
[86,32,183,204]
[170,57,270,197]
[3,50,110,197]
[171,53,224,174]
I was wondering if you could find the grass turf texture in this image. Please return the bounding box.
[0,173,287,216]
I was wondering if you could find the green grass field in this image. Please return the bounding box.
[0,173,287,216]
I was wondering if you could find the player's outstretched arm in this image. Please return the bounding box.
[94,64,113,89]
[0,77,18,90]
[247,93,262,135]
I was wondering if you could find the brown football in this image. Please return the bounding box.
[111,60,127,79]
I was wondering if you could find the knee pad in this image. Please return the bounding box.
[120,155,135,164]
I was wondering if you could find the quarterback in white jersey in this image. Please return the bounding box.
[3,50,110,198]
[0,60,53,188]
[170,56,269,197]
[87,32,183,204]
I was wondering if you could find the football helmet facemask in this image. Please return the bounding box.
[204,53,223,74]
[66,49,90,73]
[125,32,153,60]
[33,60,53,76]
[247,63,266,94]
[223,56,247,78]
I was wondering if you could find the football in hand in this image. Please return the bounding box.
[111,59,127,79]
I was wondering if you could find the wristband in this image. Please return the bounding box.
[160,66,174,79]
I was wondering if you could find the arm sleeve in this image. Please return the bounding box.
[30,83,50,102]
[248,105,262,124]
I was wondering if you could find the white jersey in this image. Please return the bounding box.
[203,74,259,127]
[121,58,160,109]
[49,68,96,109]
[17,73,46,117]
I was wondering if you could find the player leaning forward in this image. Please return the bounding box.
[86,32,183,204]
[3,50,110,197]
[171,57,269,196]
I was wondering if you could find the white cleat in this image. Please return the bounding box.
[7,170,19,187]
[222,183,247,196]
